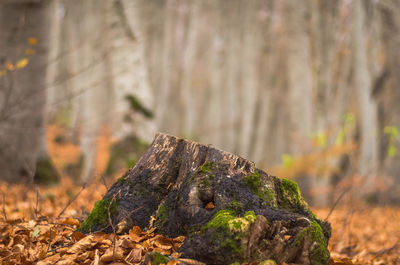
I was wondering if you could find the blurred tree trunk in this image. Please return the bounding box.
[377,0,400,202]
[47,0,153,180]
[352,0,379,193]
[0,0,58,184]
[10,0,398,204]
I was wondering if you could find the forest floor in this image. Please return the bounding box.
[0,178,399,265]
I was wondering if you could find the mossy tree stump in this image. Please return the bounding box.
[80,133,331,265]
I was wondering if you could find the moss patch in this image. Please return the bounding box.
[227,200,244,214]
[78,198,118,233]
[149,251,169,265]
[294,227,308,247]
[244,172,261,193]
[154,203,168,228]
[199,161,215,173]
[280,178,309,213]
[243,173,277,207]
[202,210,258,255]
[116,176,126,185]
[309,221,330,265]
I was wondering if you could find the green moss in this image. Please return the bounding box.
[154,203,168,228]
[202,210,258,255]
[243,211,257,222]
[243,173,277,207]
[125,159,137,168]
[244,172,261,193]
[309,221,330,265]
[204,209,235,232]
[116,176,126,185]
[280,178,309,212]
[201,178,210,186]
[227,200,244,214]
[78,198,118,233]
[150,251,169,265]
[294,227,309,247]
[222,238,241,253]
[199,161,215,173]
[34,158,59,185]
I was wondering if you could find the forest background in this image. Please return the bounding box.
[1,0,400,263]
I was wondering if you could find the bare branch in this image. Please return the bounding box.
[57,182,87,218]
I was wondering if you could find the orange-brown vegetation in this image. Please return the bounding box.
[0,179,399,264]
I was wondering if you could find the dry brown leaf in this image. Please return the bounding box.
[61,217,80,227]
[99,248,124,263]
[92,249,100,265]
[205,202,215,210]
[166,261,180,265]
[67,235,94,254]
[172,236,185,243]
[126,248,143,263]
[71,231,86,242]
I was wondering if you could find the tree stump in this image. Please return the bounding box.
[79,133,331,265]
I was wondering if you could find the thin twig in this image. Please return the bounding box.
[57,182,87,218]
[34,187,40,219]
[371,241,399,257]
[2,193,7,222]
[324,187,350,222]
[100,175,109,190]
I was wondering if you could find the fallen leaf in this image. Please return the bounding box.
[99,248,123,263]
[16,58,29,69]
[29,37,38,45]
[205,202,215,210]
[25,48,35,55]
[5,61,14,71]
[61,217,80,227]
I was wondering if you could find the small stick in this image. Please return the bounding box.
[57,182,87,218]
[324,187,350,222]
[34,187,40,219]
[101,175,109,190]
[2,193,7,222]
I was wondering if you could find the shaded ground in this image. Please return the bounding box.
[0,178,399,264]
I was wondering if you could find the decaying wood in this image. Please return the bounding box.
[81,133,331,264]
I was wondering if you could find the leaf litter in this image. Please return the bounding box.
[0,178,399,265]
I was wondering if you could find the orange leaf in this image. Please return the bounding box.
[29,37,38,45]
[5,62,14,71]
[167,261,180,265]
[25,48,35,55]
[129,226,145,242]
[99,248,123,263]
[16,58,29,69]
[205,202,215,210]
[126,248,142,263]
[61,217,80,227]
[71,231,86,242]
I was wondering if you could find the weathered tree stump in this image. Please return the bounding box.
[79,133,331,265]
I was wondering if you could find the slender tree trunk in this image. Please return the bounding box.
[378,0,400,202]
[353,0,378,190]
[0,0,58,184]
